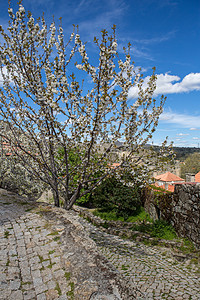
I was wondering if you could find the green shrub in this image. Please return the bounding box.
[91,176,141,220]
[131,219,177,240]
[75,192,93,208]
[93,206,152,222]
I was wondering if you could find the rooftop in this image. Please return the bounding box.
[195,171,200,183]
[154,171,184,182]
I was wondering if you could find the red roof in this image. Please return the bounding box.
[154,171,184,182]
[108,163,121,169]
[152,182,174,192]
[154,182,165,189]
[167,184,175,192]
[195,171,200,183]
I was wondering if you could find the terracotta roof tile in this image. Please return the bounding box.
[108,163,121,169]
[154,171,184,182]
[167,184,175,192]
[152,183,173,193]
[195,171,200,183]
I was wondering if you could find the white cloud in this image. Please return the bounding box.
[75,0,126,40]
[190,127,199,131]
[128,72,200,98]
[159,111,200,128]
[177,133,189,136]
[193,137,200,140]
[132,30,176,46]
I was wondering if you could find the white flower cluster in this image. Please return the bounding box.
[0,5,172,209]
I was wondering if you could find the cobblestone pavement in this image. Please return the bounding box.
[78,216,200,300]
[0,189,138,300]
[0,191,74,300]
[1,188,200,300]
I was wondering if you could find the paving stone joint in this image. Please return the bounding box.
[0,188,199,299]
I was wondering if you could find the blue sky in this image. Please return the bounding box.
[0,0,200,147]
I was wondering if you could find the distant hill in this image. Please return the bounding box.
[172,147,200,161]
[150,145,200,161]
[99,142,200,162]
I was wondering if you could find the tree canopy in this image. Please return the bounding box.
[181,152,200,179]
[0,3,173,209]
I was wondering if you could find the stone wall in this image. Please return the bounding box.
[171,183,200,249]
[142,187,173,222]
[143,183,200,249]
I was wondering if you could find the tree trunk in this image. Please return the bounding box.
[52,187,60,207]
[64,183,82,210]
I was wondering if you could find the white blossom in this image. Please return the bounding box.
[0,4,173,210]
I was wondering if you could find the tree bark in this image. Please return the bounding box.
[64,183,82,210]
[52,186,60,207]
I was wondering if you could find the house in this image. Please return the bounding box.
[154,171,185,192]
[195,171,200,183]
[185,173,196,182]
[1,141,13,156]
[108,163,121,169]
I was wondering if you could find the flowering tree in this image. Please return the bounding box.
[0,123,44,197]
[0,3,173,209]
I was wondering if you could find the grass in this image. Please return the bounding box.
[64,272,71,280]
[47,262,56,269]
[4,231,10,238]
[93,206,152,223]
[66,282,75,299]
[93,208,198,256]
[47,231,60,241]
[178,239,196,254]
[55,282,62,296]
[121,264,130,271]
[44,223,51,229]
[19,201,28,206]
[131,219,177,240]
[38,255,49,263]
[25,208,33,212]
[6,259,10,266]
[21,281,32,285]
[93,207,178,240]
[47,231,59,236]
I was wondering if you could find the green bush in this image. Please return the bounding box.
[93,206,152,222]
[91,176,141,220]
[131,219,177,240]
[75,192,93,208]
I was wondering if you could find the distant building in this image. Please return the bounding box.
[195,171,200,183]
[185,173,196,182]
[108,163,121,169]
[1,141,13,156]
[154,171,185,192]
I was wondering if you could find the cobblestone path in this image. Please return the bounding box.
[78,216,200,300]
[0,191,74,300]
[0,189,137,300]
[1,188,200,300]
